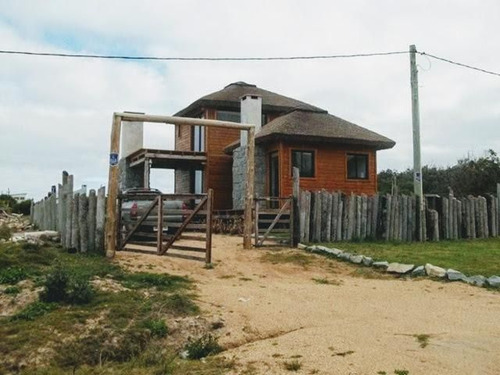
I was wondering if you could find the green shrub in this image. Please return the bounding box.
[40,265,69,302]
[185,334,222,360]
[0,224,12,241]
[143,319,168,338]
[11,301,57,321]
[66,277,94,304]
[13,200,32,215]
[40,264,94,304]
[0,266,27,284]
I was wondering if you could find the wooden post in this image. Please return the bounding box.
[157,194,164,254]
[65,175,74,249]
[71,193,80,250]
[96,186,106,253]
[105,114,122,258]
[205,189,214,264]
[292,167,300,247]
[305,191,311,243]
[254,198,260,246]
[79,194,88,253]
[88,189,97,252]
[497,183,500,236]
[321,191,330,242]
[243,126,255,249]
[143,158,150,188]
[331,192,338,242]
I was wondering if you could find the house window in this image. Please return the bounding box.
[191,170,204,194]
[192,125,205,152]
[292,150,315,178]
[217,111,240,123]
[347,153,368,179]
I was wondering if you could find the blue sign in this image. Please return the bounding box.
[110,153,119,166]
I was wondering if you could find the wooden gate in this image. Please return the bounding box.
[254,196,293,247]
[118,189,213,263]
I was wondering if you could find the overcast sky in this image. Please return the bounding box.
[1,0,499,200]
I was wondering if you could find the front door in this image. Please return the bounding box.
[269,152,279,198]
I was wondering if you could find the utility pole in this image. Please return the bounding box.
[410,44,425,241]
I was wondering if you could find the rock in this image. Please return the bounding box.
[339,252,352,261]
[297,243,307,250]
[349,254,364,264]
[425,263,446,278]
[362,256,373,267]
[324,248,343,257]
[24,231,60,242]
[411,265,426,277]
[486,276,500,288]
[316,246,330,252]
[446,269,467,282]
[372,261,389,269]
[465,275,486,287]
[305,246,316,252]
[179,350,189,359]
[387,263,414,274]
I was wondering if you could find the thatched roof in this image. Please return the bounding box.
[174,81,326,117]
[224,110,395,152]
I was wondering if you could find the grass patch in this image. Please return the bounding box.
[283,360,302,371]
[321,238,500,276]
[0,241,207,375]
[261,251,312,268]
[3,286,20,295]
[11,301,58,321]
[394,370,409,375]
[331,350,354,357]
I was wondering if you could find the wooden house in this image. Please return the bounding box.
[173,82,395,210]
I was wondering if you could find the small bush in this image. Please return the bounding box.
[66,277,94,304]
[4,286,20,295]
[185,334,222,360]
[40,264,94,304]
[40,265,69,302]
[0,266,27,284]
[0,224,12,241]
[143,319,168,338]
[283,360,302,371]
[11,301,57,321]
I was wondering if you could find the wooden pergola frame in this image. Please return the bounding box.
[105,112,256,258]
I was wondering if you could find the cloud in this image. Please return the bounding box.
[0,1,499,199]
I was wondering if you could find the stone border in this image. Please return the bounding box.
[299,244,500,289]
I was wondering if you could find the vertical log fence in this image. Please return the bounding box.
[299,189,499,244]
[31,171,106,253]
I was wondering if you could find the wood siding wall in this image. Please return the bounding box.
[276,141,378,197]
[205,109,240,209]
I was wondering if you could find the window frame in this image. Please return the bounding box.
[346,153,369,180]
[291,149,316,178]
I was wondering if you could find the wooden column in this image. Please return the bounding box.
[157,194,164,254]
[105,114,122,258]
[205,189,214,264]
[292,167,300,247]
[243,126,255,249]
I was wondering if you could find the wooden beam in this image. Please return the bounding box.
[105,114,122,258]
[157,195,163,254]
[243,126,255,249]
[116,112,254,130]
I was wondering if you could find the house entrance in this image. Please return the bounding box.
[269,151,279,200]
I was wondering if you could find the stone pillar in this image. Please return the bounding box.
[232,145,266,209]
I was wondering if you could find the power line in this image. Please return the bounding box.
[1,47,498,77]
[419,51,500,77]
[0,49,408,61]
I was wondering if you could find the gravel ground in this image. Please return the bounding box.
[117,235,500,375]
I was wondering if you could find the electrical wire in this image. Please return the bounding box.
[1,47,498,77]
[0,49,408,61]
[419,51,500,77]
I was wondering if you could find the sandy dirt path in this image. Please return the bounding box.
[117,235,500,375]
